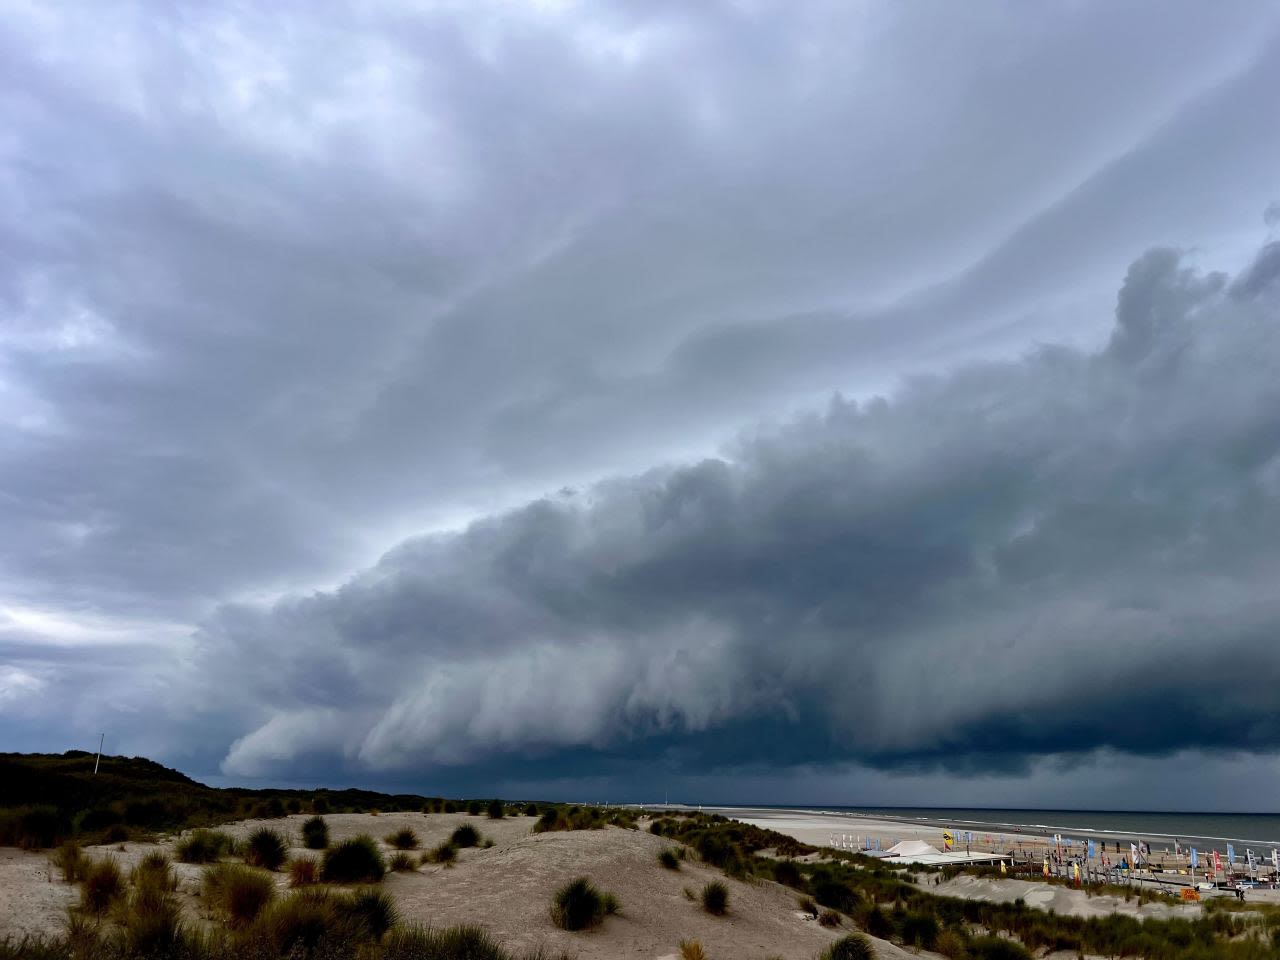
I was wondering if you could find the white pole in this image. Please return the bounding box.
[94,733,104,774]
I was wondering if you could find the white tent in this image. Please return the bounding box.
[886,840,942,858]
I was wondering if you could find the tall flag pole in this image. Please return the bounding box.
[94,733,104,775]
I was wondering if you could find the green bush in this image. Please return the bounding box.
[51,841,85,883]
[322,835,386,883]
[289,857,319,887]
[175,828,234,863]
[700,880,729,916]
[523,803,539,817]
[822,934,875,960]
[132,851,175,893]
[382,925,510,960]
[450,824,480,848]
[968,936,1032,960]
[245,827,289,870]
[385,828,419,850]
[487,799,505,819]
[0,805,65,849]
[466,800,483,816]
[820,909,843,928]
[389,851,416,872]
[550,876,619,931]
[80,858,125,914]
[424,841,457,866]
[302,815,329,849]
[342,888,399,940]
[121,882,183,954]
[658,848,681,870]
[203,862,275,926]
[901,910,940,950]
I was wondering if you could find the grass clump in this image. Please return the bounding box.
[821,933,875,960]
[80,858,125,914]
[202,862,276,926]
[389,851,417,872]
[819,908,843,927]
[301,815,329,849]
[423,841,457,866]
[797,895,819,917]
[450,824,481,848]
[657,847,682,870]
[175,828,234,863]
[550,876,620,931]
[289,857,319,887]
[132,851,175,892]
[120,882,183,955]
[382,925,510,959]
[385,828,419,850]
[678,939,708,960]
[700,880,729,916]
[51,841,85,883]
[245,827,289,870]
[322,834,386,884]
[487,798,505,819]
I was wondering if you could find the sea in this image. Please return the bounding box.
[816,807,1280,853]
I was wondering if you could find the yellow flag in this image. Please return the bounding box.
[943,830,954,851]
[1000,859,1007,875]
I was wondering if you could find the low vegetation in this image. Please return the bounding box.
[175,829,235,864]
[388,851,416,872]
[700,880,729,916]
[322,834,386,884]
[423,841,457,866]
[550,876,620,931]
[301,815,328,849]
[658,847,681,870]
[202,863,275,927]
[244,827,288,870]
[820,934,875,960]
[678,940,709,960]
[80,858,125,914]
[385,828,419,850]
[487,799,505,819]
[449,824,480,848]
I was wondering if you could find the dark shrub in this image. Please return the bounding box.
[658,848,681,870]
[901,910,940,950]
[389,851,416,872]
[286,798,303,814]
[290,857,319,887]
[487,798,505,819]
[862,904,893,939]
[322,835,386,883]
[798,895,819,917]
[386,828,419,850]
[340,887,399,940]
[132,851,174,893]
[772,859,803,888]
[820,909,844,928]
[822,934,875,960]
[382,925,509,960]
[535,809,561,832]
[81,858,125,914]
[203,863,275,926]
[523,803,539,817]
[701,881,729,916]
[52,842,85,883]
[424,841,457,866]
[302,815,329,849]
[0,806,66,849]
[969,936,1032,960]
[551,876,619,931]
[466,800,483,816]
[311,797,330,815]
[121,884,182,955]
[245,827,288,870]
[174,828,233,863]
[815,878,860,914]
[443,801,458,813]
[450,824,480,848]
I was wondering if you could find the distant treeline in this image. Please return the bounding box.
[0,751,600,850]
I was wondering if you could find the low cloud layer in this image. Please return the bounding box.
[191,239,1280,782]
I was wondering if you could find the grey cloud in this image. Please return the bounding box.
[174,238,1280,781]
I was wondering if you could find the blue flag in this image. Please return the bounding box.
[1190,848,1198,868]
[1087,840,1096,859]
[1228,844,1236,865]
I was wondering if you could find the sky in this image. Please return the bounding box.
[3,0,1280,809]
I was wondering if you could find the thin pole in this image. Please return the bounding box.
[94,734,104,775]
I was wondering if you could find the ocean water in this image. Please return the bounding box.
[820,807,1280,851]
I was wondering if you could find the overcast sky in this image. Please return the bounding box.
[3,0,1280,809]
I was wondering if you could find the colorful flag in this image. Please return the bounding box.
[943,830,954,851]
[1228,844,1236,865]
[1087,839,1096,859]
[1190,848,1198,869]
[1043,857,1050,878]
[1000,859,1007,875]
[1213,850,1224,875]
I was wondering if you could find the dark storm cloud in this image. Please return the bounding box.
[3,0,1280,796]
[176,239,1280,779]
